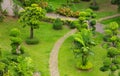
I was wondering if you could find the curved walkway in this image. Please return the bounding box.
[49,29,77,76]
[49,13,120,76]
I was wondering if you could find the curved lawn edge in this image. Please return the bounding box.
[49,29,77,76]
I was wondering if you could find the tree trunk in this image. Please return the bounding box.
[93,0,96,6]
[82,55,87,65]
[30,26,34,39]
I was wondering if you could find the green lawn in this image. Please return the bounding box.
[0,17,70,76]
[58,34,109,76]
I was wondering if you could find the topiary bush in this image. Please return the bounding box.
[26,38,39,45]
[53,18,63,30]
[45,3,54,12]
[10,28,24,55]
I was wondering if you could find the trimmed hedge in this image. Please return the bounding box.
[26,38,39,45]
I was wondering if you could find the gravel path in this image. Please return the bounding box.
[49,29,77,76]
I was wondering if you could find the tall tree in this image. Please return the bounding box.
[19,4,45,39]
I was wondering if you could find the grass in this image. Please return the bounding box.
[0,17,70,76]
[101,16,120,25]
[58,34,109,76]
[47,0,118,19]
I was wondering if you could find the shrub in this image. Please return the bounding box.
[111,65,117,71]
[56,7,73,17]
[76,61,93,70]
[69,21,79,29]
[45,3,54,12]
[100,66,109,72]
[89,3,99,11]
[10,28,20,37]
[72,11,80,18]
[53,18,63,30]
[111,0,117,5]
[26,38,39,45]
[90,19,96,26]
[56,7,80,17]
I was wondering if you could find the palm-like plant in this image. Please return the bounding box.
[73,29,95,67]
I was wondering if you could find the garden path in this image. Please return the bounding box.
[49,29,77,76]
[48,13,120,76]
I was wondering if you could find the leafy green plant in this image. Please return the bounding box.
[72,29,95,70]
[53,18,63,30]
